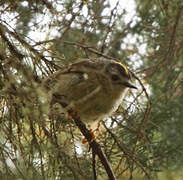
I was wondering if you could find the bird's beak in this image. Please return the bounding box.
[122,82,137,89]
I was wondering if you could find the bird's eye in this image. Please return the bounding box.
[111,74,120,81]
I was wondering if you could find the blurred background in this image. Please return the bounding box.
[0,0,183,179]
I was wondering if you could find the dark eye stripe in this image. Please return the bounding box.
[111,74,120,81]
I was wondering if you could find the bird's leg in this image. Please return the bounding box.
[82,129,96,144]
[67,107,96,143]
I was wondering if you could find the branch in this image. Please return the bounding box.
[92,150,97,180]
[0,24,24,60]
[103,123,151,180]
[68,109,116,180]
[0,23,60,71]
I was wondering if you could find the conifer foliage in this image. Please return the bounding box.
[0,0,183,179]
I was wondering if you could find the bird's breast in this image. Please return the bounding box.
[74,88,127,123]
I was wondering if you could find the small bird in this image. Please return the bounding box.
[45,57,137,125]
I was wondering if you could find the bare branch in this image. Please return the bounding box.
[68,108,116,180]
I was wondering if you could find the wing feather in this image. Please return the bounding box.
[44,62,101,106]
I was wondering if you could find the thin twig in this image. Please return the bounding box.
[103,123,151,180]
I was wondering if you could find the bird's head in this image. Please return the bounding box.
[104,61,137,90]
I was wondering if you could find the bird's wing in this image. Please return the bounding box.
[44,62,101,105]
[45,65,89,89]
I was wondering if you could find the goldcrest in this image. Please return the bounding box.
[45,58,137,123]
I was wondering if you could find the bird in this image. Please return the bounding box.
[44,57,137,127]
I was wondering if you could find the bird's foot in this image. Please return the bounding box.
[82,129,96,144]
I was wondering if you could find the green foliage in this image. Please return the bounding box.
[0,0,183,179]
